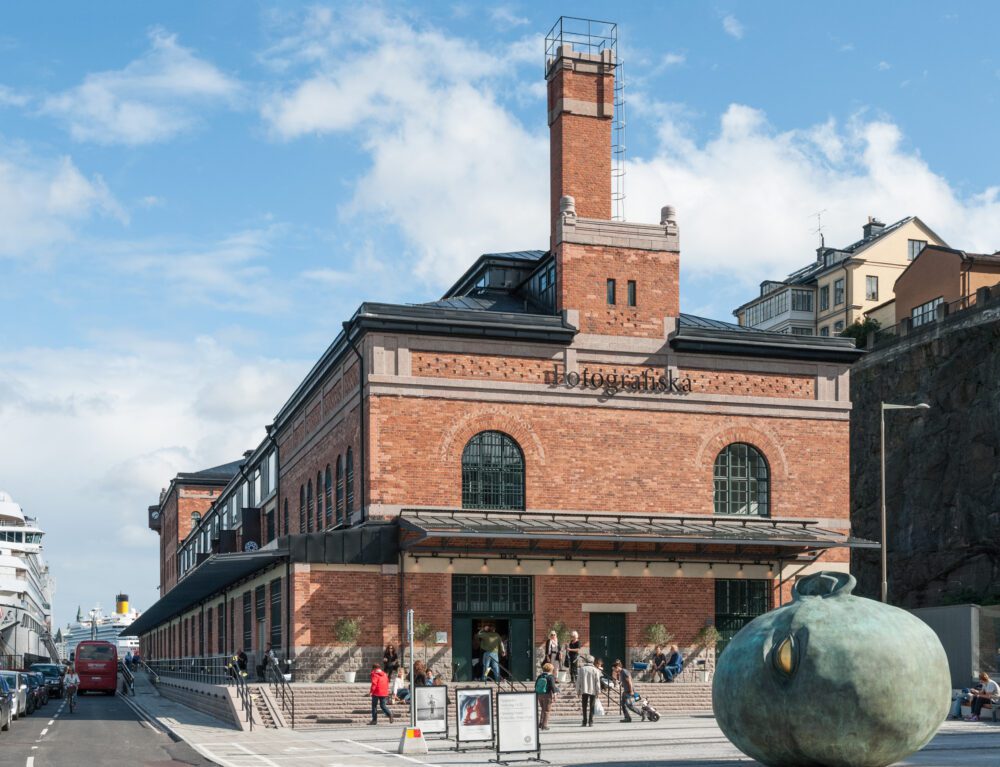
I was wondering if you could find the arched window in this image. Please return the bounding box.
[346,448,354,519]
[336,456,344,525]
[307,480,314,533]
[298,486,306,533]
[324,465,333,528]
[191,512,201,525]
[462,431,525,510]
[316,471,323,530]
[283,499,289,537]
[713,443,770,516]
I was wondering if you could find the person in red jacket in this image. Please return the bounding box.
[369,663,394,725]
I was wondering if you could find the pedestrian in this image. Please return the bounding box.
[535,661,559,730]
[125,650,133,670]
[544,631,562,668]
[383,643,400,677]
[966,672,999,721]
[576,654,601,727]
[368,663,394,725]
[236,649,248,674]
[567,631,581,681]
[476,622,504,683]
[612,659,639,723]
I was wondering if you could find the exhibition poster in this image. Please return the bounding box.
[414,685,449,735]
[496,691,539,755]
[456,688,494,743]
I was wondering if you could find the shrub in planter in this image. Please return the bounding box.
[334,617,362,682]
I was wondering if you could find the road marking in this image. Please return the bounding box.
[344,739,441,767]
[48,719,54,725]
[40,728,48,736]
[230,742,283,767]
[27,757,34,767]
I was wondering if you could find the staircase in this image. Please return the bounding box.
[250,686,278,729]
[273,681,712,729]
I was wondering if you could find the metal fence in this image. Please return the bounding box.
[145,655,239,685]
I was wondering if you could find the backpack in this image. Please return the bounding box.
[534,674,549,694]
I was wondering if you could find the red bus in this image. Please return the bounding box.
[75,641,117,694]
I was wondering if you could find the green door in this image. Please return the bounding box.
[509,617,533,681]
[589,613,626,672]
[452,616,472,681]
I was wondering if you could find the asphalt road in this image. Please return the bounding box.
[1,691,214,767]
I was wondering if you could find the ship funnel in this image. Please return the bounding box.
[116,593,129,615]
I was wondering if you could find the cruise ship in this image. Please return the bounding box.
[0,490,57,664]
[61,594,142,660]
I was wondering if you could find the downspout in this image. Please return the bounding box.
[285,556,292,668]
[266,425,279,541]
[343,321,366,524]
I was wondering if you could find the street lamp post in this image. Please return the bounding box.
[880,402,931,603]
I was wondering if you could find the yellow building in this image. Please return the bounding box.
[734,216,947,336]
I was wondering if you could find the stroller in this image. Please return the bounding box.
[637,693,660,722]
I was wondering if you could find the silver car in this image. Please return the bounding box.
[0,671,27,719]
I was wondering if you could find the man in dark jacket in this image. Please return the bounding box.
[369,663,394,725]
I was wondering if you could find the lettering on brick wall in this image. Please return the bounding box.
[544,365,693,396]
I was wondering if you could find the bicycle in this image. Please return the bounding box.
[66,685,78,714]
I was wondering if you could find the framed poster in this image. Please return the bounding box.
[414,685,449,735]
[456,688,494,744]
[496,691,539,756]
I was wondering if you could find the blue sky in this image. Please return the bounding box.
[2,1,999,630]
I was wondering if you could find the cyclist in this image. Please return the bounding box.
[64,667,80,712]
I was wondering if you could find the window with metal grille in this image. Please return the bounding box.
[346,448,355,517]
[283,499,289,537]
[242,592,252,652]
[324,465,333,528]
[715,579,771,654]
[461,431,525,510]
[217,602,225,654]
[452,575,532,614]
[336,455,345,525]
[713,443,769,516]
[606,278,616,305]
[298,486,305,533]
[206,608,212,655]
[199,611,205,656]
[229,598,235,653]
[315,471,323,530]
[270,578,282,649]
[306,480,314,533]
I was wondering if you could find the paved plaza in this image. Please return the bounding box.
[124,687,1000,767]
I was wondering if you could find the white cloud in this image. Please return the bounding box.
[661,52,686,68]
[43,27,241,145]
[0,336,308,626]
[625,104,1000,300]
[490,6,529,28]
[722,14,744,40]
[0,85,28,107]
[877,61,891,71]
[262,9,547,285]
[0,144,124,259]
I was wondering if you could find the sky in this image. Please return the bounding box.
[3,0,1000,633]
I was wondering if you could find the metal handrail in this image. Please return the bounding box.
[492,661,528,692]
[146,655,237,685]
[118,661,135,696]
[137,658,160,685]
[264,656,294,729]
[228,659,254,731]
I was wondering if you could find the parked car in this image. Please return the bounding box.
[29,663,65,699]
[22,673,43,712]
[25,673,48,707]
[0,675,12,731]
[0,671,27,719]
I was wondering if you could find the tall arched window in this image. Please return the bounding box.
[346,448,354,519]
[307,480,314,533]
[713,443,770,516]
[298,486,306,533]
[324,465,333,528]
[336,456,344,525]
[316,471,323,530]
[462,431,525,510]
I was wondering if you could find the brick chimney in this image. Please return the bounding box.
[546,45,615,233]
[545,19,680,339]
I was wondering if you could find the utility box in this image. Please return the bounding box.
[910,604,1000,688]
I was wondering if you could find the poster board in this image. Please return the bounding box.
[414,685,449,736]
[456,688,494,746]
[495,691,540,759]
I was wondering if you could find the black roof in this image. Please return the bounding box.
[423,288,551,314]
[678,313,754,333]
[177,459,243,484]
[672,322,863,363]
[443,250,547,298]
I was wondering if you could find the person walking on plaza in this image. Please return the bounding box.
[544,631,562,668]
[125,650,133,669]
[369,663,394,725]
[576,654,602,727]
[535,661,559,730]
[567,631,581,682]
[613,659,639,722]
[477,622,504,682]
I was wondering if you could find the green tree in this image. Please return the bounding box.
[839,317,881,343]
[644,623,673,648]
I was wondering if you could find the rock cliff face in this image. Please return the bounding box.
[851,307,1000,607]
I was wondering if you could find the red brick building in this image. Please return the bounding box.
[128,19,871,683]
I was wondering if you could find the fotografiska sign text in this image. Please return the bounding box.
[545,365,693,395]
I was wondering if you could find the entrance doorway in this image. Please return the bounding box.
[715,579,771,655]
[451,575,533,681]
[589,613,626,673]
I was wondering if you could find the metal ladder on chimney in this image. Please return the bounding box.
[612,62,627,222]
